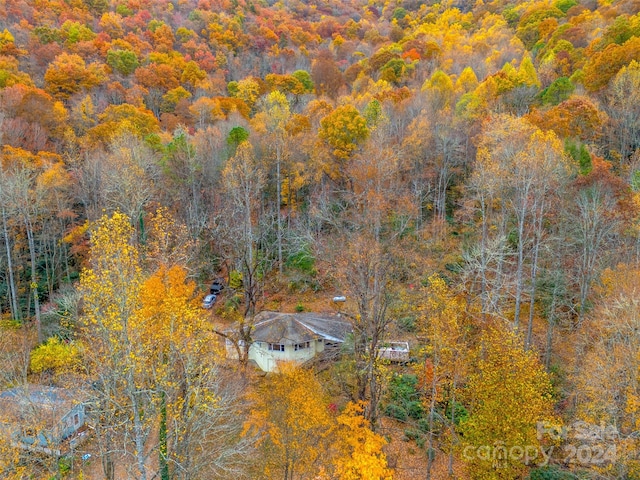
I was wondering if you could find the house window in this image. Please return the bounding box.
[268,343,285,352]
[294,342,310,351]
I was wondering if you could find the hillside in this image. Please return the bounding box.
[0,0,639,477]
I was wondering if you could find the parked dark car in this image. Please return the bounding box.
[210,280,225,294]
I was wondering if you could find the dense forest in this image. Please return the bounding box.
[0,0,639,477]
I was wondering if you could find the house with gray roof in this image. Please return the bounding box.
[225,311,352,372]
[0,385,87,455]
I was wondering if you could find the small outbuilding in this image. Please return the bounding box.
[378,341,411,363]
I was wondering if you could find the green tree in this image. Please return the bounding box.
[227,126,250,156]
[106,49,139,76]
[292,70,314,93]
[539,77,574,105]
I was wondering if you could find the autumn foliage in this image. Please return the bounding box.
[0,0,639,477]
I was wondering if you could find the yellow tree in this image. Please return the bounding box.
[231,77,262,111]
[44,52,105,100]
[460,324,555,479]
[81,211,149,480]
[137,264,250,479]
[334,401,394,480]
[83,103,160,148]
[455,66,479,94]
[0,56,32,87]
[244,363,335,479]
[29,337,81,377]
[574,263,640,477]
[83,213,249,479]
[422,70,455,111]
[517,53,541,88]
[419,274,470,479]
[137,264,199,479]
[318,105,369,183]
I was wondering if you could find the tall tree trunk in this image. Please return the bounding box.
[425,361,438,480]
[159,390,169,480]
[436,163,448,223]
[2,207,19,321]
[479,193,488,321]
[448,379,457,476]
[526,198,545,349]
[368,341,380,430]
[100,426,115,480]
[131,387,148,480]
[25,219,42,342]
[43,234,53,296]
[126,358,148,480]
[513,207,526,328]
[495,197,508,314]
[276,142,283,275]
[544,277,560,370]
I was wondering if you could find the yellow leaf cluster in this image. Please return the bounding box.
[334,401,394,480]
[319,104,369,162]
[460,324,556,479]
[245,362,335,478]
[29,337,82,374]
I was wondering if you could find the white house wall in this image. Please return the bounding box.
[249,340,324,372]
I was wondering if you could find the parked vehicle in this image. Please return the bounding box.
[202,293,217,309]
[210,280,225,294]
